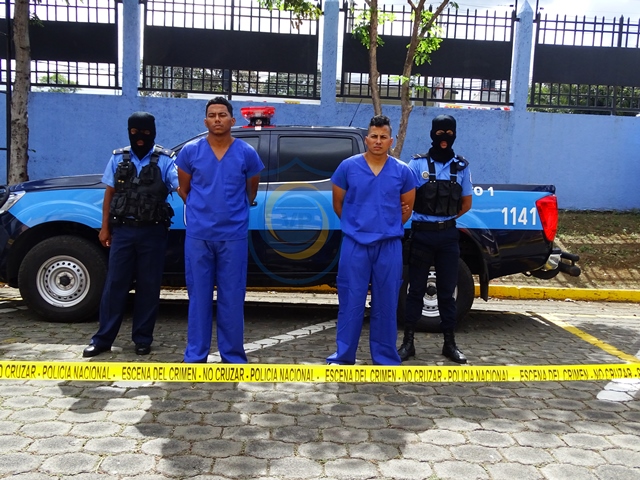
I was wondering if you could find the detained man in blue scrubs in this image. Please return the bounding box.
[327,115,417,365]
[176,97,264,363]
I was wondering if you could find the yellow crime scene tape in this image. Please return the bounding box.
[1,361,640,383]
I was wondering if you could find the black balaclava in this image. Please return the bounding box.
[428,114,456,163]
[128,112,156,160]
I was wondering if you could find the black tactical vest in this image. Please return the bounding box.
[109,146,175,226]
[413,153,468,217]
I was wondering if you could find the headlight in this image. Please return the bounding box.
[0,190,25,214]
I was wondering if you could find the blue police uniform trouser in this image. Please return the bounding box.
[92,224,168,348]
[183,236,248,364]
[327,236,403,366]
[405,226,460,332]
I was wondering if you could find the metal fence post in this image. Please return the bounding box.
[122,0,141,98]
[612,15,625,115]
[511,0,534,112]
[321,0,339,111]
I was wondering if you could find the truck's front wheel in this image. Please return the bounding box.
[397,258,475,332]
[18,236,107,323]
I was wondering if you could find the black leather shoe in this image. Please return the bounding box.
[397,328,416,362]
[442,331,467,364]
[442,343,467,364]
[83,344,111,358]
[135,344,151,355]
[398,341,416,361]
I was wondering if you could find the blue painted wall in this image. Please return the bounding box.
[1,0,639,211]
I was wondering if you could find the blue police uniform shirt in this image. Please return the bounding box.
[176,137,264,241]
[102,145,178,192]
[332,154,417,246]
[408,156,473,223]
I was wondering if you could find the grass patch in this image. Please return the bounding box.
[556,210,640,282]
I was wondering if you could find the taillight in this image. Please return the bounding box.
[535,194,558,242]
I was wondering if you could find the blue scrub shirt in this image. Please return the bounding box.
[176,137,264,241]
[331,154,417,246]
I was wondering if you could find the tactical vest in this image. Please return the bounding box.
[109,145,175,226]
[413,153,468,217]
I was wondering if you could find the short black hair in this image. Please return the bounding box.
[369,114,392,135]
[206,96,233,117]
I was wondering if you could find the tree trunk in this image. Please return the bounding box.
[368,0,382,115]
[391,0,424,158]
[9,0,30,185]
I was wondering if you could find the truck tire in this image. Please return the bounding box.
[397,258,475,333]
[18,236,107,323]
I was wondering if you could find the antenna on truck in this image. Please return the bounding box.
[348,99,363,127]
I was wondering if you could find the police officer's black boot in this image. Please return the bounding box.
[397,327,416,361]
[442,331,467,364]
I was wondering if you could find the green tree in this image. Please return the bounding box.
[259,71,318,97]
[529,83,640,115]
[141,66,227,98]
[258,0,455,158]
[351,1,453,156]
[258,0,322,28]
[36,73,79,93]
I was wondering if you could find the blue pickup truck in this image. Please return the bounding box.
[0,109,580,325]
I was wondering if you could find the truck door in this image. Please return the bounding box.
[255,131,362,286]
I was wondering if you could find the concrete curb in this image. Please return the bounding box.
[476,285,640,303]
[3,285,640,306]
[248,285,640,303]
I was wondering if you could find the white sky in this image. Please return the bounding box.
[451,0,640,18]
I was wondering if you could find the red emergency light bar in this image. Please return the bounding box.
[240,106,275,128]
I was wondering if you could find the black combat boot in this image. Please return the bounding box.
[397,328,416,361]
[442,331,467,364]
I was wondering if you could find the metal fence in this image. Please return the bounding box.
[530,14,640,114]
[0,0,118,90]
[141,0,320,99]
[340,2,515,106]
[2,0,639,115]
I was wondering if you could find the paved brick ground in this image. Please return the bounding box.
[0,289,639,479]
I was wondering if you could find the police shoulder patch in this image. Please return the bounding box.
[412,152,429,159]
[155,145,176,158]
[113,147,126,155]
[454,155,469,171]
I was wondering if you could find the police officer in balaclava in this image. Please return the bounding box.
[429,114,457,163]
[398,114,473,364]
[83,111,178,359]
[128,111,157,160]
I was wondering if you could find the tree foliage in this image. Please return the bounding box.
[261,72,318,97]
[259,0,456,158]
[35,74,79,93]
[352,7,396,48]
[258,0,322,28]
[529,83,640,115]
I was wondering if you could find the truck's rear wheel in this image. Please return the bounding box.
[397,258,475,332]
[18,236,107,323]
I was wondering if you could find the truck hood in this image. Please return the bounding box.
[9,174,105,192]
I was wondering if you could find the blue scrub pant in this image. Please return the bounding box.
[183,236,248,364]
[405,226,460,332]
[327,236,403,366]
[92,224,168,348]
